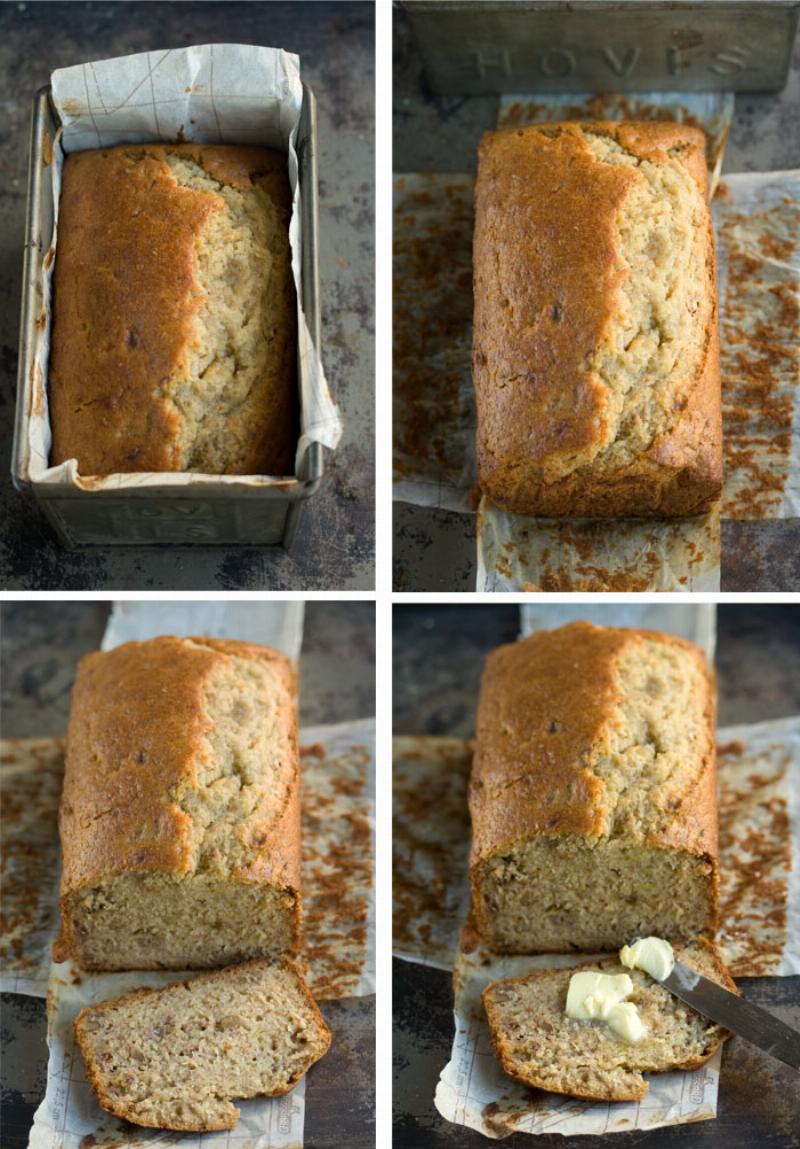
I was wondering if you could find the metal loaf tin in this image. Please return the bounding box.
[12,84,323,549]
[404,1,800,95]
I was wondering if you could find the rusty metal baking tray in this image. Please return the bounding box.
[12,84,323,550]
[403,1,799,95]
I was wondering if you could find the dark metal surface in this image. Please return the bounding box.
[0,599,376,1149]
[0,1,374,589]
[393,4,800,592]
[665,961,800,1071]
[393,603,800,1147]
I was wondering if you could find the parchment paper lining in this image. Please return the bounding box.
[393,714,800,1137]
[22,43,341,491]
[477,502,721,593]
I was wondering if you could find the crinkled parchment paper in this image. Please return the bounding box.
[21,44,341,491]
[393,93,800,590]
[0,738,64,996]
[715,172,800,519]
[477,502,721,592]
[393,713,800,1137]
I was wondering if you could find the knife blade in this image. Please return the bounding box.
[660,959,800,1071]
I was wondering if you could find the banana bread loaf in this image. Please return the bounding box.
[49,144,297,476]
[56,636,300,970]
[470,622,718,953]
[473,121,722,517]
[483,940,735,1101]
[75,957,331,1131]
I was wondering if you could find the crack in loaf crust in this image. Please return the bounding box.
[469,622,719,953]
[472,121,722,517]
[74,957,331,1131]
[56,636,301,970]
[482,940,736,1102]
[49,144,297,476]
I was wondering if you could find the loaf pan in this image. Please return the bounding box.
[404,1,800,95]
[12,84,323,550]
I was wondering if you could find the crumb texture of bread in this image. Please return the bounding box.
[483,941,736,1102]
[470,621,718,953]
[49,144,297,476]
[74,958,331,1131]
[473,121,722,517]
[58,636,301,970]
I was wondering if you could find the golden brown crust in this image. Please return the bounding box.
[469,622,719,941]
[49,143,296,476]
[473,120,722,518]
[57,636,301,964]
[74,956,331,1131]
[483,940,736,1102]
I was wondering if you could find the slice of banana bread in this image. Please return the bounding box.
[74,958,331,1132]
[483,941,735,1102]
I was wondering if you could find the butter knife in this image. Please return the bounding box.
[658,959,800,1071]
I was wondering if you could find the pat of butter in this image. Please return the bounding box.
[606,1001,646,1043]
[620,937,675,982]
[565,970,646,1044]
[565,972,633,1021]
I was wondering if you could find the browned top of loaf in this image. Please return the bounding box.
[59,636,299,895]
[470,621,717,863]
[48,143,295,475]
[472,120,720,516]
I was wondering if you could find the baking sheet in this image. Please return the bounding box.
[393,714,800,1137]
[24,43,341,490]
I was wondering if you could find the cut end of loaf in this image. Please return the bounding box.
[74,957,331,1132]
[483,942,734,1103]
[473,837,715,954]
[63,873,298,970]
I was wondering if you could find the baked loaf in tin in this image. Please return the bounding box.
[56,635,300,970]
[74,957,331,1131]
[49,144,297,476]
[483,940,735,1102]
[469,622,718,953]
[472,121,722,517]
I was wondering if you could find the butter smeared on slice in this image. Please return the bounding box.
[620,937,675,982]
[565,971,645,1043]
[565,972,632,1020]
[605,1000,646,1043]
